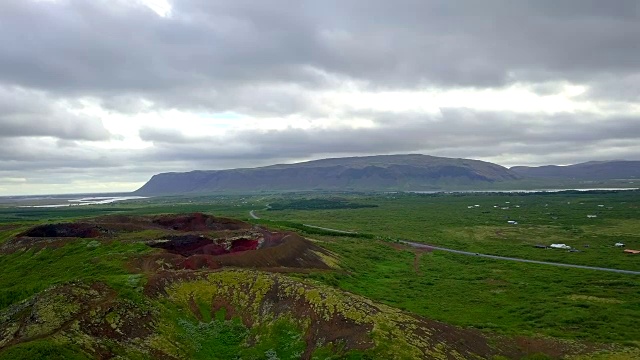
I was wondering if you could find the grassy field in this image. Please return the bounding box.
[303,236,640,343]
[1,190,639,358]
[258,191,640,271]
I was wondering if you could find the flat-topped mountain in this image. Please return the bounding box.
[135,154,521,195]
[510,160,640,180]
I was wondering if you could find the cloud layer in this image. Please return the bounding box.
[0,0,639,194]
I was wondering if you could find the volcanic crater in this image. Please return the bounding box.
[4,213,336,272]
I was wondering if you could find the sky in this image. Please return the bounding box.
[1,0,639,195]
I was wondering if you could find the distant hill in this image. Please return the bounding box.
[134,154,521,195]
[510,161,640,180]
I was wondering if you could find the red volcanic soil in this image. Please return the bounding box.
[214,233,331,269]
[148,235,262,257]
[136,231,333,272]
[229,238,260,252]
[149,235,221,256]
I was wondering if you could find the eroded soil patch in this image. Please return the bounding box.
[137,232,334,272]
[148,234,263,257]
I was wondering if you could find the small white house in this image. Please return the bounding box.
[550,244,571,249]
[587,215,597,218]
[615,242,625,247]
[507,220,518,225]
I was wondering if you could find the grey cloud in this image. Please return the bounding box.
[1,0,640,194]
[137,109,640,166]
[451,139,640,167]
[139,127,204,144]
[3,107,640,194]
[0,87,111,140]
[581,74,640,103]
[0,137,119,169]
[1,0,638,114]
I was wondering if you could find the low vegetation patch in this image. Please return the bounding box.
[268,198,378,211]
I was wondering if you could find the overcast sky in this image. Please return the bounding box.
[1,0,639,195]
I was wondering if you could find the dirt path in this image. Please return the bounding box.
[413,252,423,275]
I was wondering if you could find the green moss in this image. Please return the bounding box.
[165,270,439,358]
[105,311,122,329]
[0,339,90,360]
[21,293,80,338]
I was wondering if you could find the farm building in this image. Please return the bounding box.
[623,249,640,254]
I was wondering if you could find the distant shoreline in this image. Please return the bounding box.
[8,195,149,208]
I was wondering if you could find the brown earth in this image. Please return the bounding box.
[413,251,423,274]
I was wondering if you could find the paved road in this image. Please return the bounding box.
[250,210,640,275]
[401,241,640,275]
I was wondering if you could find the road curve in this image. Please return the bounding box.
[249,210,640,275]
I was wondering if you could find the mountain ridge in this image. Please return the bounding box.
[510,160,640,180]
[135,155,640,196]
[134,154,520,195]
